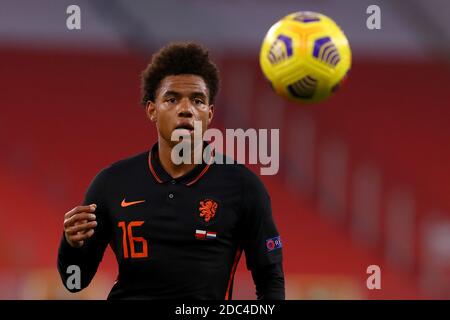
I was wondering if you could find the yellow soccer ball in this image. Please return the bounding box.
[260,11,352,104]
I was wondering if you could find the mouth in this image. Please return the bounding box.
[174,123,194,132]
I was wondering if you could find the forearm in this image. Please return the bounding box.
[57,233,102,292]
[251,262,285,300]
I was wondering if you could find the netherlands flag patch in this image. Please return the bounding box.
[266,236,282,252]
[206,231,217,239]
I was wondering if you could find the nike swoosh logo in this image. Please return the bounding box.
[121,199,146,207]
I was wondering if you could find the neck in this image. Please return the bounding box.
[157,137,201,179]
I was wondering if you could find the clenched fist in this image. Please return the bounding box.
[63,204,97,248]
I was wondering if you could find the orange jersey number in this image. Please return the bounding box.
[117,221,148,258]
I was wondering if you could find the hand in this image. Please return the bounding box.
[63,204,97,248]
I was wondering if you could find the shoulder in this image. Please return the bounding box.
[83,151,149,203]
[94,151,149,182]
[211,159,271,217]
[211,153,268,195]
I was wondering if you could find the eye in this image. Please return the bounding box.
[166,98,177,104]
[194,98,204,105]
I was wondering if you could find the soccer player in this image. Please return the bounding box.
[57,43,285,299]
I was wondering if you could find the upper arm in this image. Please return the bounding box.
[239,169,283,271]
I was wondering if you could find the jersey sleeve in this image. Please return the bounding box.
[239,169,285,299]
[240,169,283,270]
[57,168,111,292]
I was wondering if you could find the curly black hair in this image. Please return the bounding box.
[140,42,220,106]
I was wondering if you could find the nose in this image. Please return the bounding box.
[177,97,193,118]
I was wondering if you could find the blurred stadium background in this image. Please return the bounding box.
[1,0,449,299]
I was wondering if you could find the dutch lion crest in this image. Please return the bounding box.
[198,199,218,223]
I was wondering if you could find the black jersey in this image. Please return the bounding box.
[57,143,284,299]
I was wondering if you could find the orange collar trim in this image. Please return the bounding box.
[148,152,163,183]
[147,149,214,186]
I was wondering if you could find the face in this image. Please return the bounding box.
[146,74,214,146]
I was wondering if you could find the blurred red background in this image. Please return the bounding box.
[1,0,449,299]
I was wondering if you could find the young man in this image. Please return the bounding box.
[57,43,285,299]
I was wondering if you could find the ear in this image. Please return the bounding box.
[146,101,157,123]
[207,105,214,126]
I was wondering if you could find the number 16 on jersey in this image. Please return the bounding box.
[117,221,148,258]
